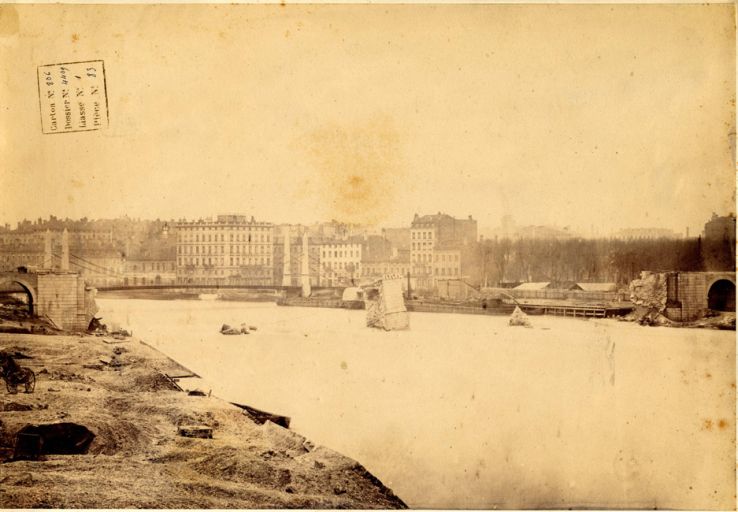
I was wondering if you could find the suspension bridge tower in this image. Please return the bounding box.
[281,226,292,287]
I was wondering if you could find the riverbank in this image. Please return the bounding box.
[0,332,406,508]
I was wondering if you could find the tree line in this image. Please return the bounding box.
[468,236,733,287]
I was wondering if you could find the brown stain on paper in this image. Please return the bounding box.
[0,5,19,36]
[701,419,730,432]
[299,115,405,226]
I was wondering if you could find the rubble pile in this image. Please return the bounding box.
[629,271,667,312]
[508,306,532,327]
[220,323,254,335]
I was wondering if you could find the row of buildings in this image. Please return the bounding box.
[0,213,480,292]
[172,213,478,290]
[2,212,733,293]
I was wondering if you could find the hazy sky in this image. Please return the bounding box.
[0,4,735,234]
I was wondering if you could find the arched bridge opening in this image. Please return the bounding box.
[708,279,736,312]
[0,279,38,315]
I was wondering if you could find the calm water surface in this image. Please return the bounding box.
[97,298,735,509]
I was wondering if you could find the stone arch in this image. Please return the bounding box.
[708,279,735,312]
[0,277,37,314]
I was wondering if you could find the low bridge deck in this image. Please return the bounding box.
[96,284,341,292]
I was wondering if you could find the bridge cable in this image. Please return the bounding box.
[50,252,125,278]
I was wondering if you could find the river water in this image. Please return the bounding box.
[97,298,735,509]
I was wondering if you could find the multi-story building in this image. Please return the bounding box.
[432,249,461,279]
[319,241,362,286]
[410,212,477,290]
[0,228,124,286]
[362,250,411,279]
[703,213,736,241]
[410,223,435,282]
[380,228,410,251]
[123,232,177,286]
[175,215,273,285]
[702,212,736,271]
[360,248,423,293]
[361,233,409,281]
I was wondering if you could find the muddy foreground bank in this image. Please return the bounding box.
[0,332,406,508]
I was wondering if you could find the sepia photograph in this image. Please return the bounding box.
[0,2,735,509]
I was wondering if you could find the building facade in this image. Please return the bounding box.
[319,242,362,286]
[432,249,461,279]
[175,215,274,285]
[702,213,736,271]
[124,233,177,286]
[410,213,477,290]
[0,229,124,287]
[362,259,411,281]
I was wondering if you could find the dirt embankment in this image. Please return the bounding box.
[0,333,406,509]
